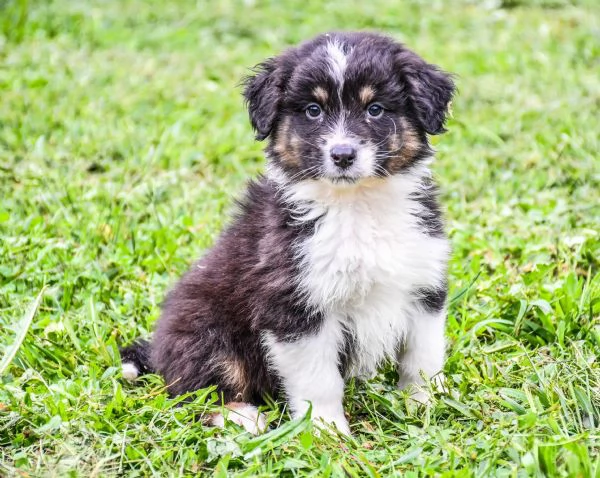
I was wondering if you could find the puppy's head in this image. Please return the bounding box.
[243,32,455,184]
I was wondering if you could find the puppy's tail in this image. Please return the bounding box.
[119,339,154,381]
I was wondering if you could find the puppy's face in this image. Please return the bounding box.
[244,32,455,184]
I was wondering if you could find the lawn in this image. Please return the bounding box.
[1,0,599,475]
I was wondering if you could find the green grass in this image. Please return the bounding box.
[1,0,599,475]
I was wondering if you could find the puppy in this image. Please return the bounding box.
[120,31,455,435]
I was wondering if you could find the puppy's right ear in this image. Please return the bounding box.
[242,58,282,141]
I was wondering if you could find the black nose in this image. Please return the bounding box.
[330,145,357,169]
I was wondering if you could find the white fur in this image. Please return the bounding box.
[121,362,139,381]
[266,162,448,431]
[326,40,350,93]
[397,308,447,403]
[209,403,267,435]
[263,320,350,435]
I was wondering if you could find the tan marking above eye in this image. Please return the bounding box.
[359,85,376,104]
[312,86,329,103]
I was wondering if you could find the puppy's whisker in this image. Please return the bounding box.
[390,118,398,138]
[286,165,321,182]
[371,134,393,149]
[297,137,324,149]
[374,141,407,160]
[373,164,392,178]
[371,122,400,149]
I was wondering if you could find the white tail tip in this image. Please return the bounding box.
[121,362,140,381]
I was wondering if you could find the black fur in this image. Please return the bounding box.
[337,323,357,378]
[411,179,446,237]
[396,49,455,135]
[120,340,153,374]
[243,58,282,140]
[415,285,448,313]
[121,32,454,404]
[146,179,320,400]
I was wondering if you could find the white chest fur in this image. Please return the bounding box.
[279,164,449,377]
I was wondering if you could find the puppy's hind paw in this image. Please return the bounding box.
[208,402,267,435]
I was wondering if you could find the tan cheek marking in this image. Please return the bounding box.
[313,86,328,104]
[389,134,400,152]
[273,117,290,155]
[402,118,421,154]
[359,85,376,104]
[387,118,422,173]
[273,117,301,168]
[282,134,302,168]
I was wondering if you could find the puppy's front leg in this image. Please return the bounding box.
[264,320,350,435]
[397,307,447,404]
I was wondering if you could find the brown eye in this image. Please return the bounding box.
[367,103,384,118]
[306,103,322,119]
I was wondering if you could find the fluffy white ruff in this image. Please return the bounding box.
[275,162,447,375]
[266,162,448,430]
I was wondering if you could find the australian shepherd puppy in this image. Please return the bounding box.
[120,31,455,435]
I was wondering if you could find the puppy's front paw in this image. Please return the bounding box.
[399,373,446,405]
[407,388,430,405]
[312,412,351,436]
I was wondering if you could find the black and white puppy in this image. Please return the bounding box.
[121,31,455,435]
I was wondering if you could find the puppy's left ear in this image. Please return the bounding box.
[398,51,456,135]
[242,58,282,141]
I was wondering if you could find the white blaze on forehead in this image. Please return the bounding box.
[326,40,350,89]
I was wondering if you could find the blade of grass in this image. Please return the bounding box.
[0,287,45,376]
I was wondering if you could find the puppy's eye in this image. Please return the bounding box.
[367,103,384,118]
[305,103,322,119]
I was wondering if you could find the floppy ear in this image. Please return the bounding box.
[242,58,282,141]
[398,51,455,135]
